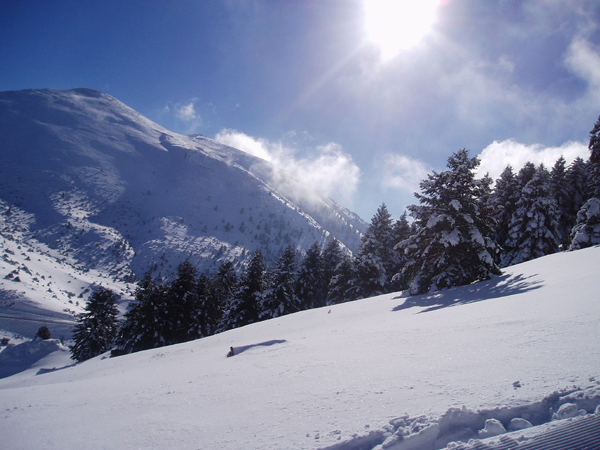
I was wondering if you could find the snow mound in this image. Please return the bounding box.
[322,384,600,450]
[440,410,600,449]
[0,338,71,379]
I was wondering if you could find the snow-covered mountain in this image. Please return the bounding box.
[0,88,366,328]
[1,245,599,450]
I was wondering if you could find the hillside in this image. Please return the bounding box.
[1,246,598,450]
[0,88,366,334]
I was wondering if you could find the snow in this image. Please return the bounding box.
[0,88,366,294]
[507,417,532,431]
[449,200,462,211]
[477,418,506,438]
[0,246,599,449]
[0,338,71,379]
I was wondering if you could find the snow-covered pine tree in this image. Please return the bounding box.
[211,260,238,313]
[589,115,600,165]
[296,242,325,309]
[116,272,168,354]
[589,159,600,200]
[70,286,120,361]
[390,211,413,291]
[588,115,600,198]
[490,165,520,254]
[397,149,501,295]
[501,165,561,267]
[260,245,299,320]
[164,260,199,344]
[219,250,266,331]
[321,239,343,293]
[325,253,354,304]
[549,156,572,248]
[565,157,589,221]
[352,203,396,298]
[569,197,600,250]
[194,273,214,337]
[517,161,537,189]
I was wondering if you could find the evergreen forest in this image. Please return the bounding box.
[70,116,600,360]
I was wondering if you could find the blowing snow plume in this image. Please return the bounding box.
[215,128,361,209]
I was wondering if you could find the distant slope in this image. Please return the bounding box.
[0,245,598,450]
[0,88,366,327]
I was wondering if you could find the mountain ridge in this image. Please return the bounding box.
[0,88,366,328]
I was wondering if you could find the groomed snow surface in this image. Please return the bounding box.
[1,246,599,449]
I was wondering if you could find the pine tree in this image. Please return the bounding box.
[325,253,354,304]
[588,115,600,198]
[501,165,561,266]
[352,203,396,298]
[70,287,120,361]
[390,211,413,291]
[517,161,537,189]
[116,273,168,354]
[491,165,520,253]
[36,326,52,340]
[569,197,600,250]
[164,260,199,344]
[211,261,238,312]
[261,246,299,319]
[397,149,501,295]
[549,156,571,248]
[565,157,589,220]
[296,242,325,309]
[219,250,266,330]
[589,158,600,200]
[589,115,600,165]
[321,239,344,296]
[194,273,220,337]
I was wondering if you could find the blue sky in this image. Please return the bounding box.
[2,0,600,221]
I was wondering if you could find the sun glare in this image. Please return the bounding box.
[364,0,440,60]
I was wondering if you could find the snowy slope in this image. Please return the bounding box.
[0,246,598,450]
[0,88,366,336]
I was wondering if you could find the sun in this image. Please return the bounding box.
[364,0,440,60]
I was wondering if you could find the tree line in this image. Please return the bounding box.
[70,115,600,361]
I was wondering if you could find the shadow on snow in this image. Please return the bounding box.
[392,273,543,314]
[229,339,287,357]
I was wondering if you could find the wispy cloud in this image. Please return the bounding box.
[565,38,600,102]
[214,129,361,206]
[177,102,199,122]
[161,99,206,134]
[380,153,432,194]
[476,139,589,180]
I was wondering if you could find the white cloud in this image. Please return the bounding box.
[379,139,588,199]
[214,129,361,205]
[476,139,589,180]
[565,38,600,101]
[159,99,207,134]
[177,102,199,121]
[380,153,432,194]
[288,142,361,205]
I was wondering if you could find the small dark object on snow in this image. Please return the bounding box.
[36,326,51,340]
[227,346,235,357]
[1,338,10,346]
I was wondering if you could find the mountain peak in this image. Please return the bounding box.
[0,88,366,319]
